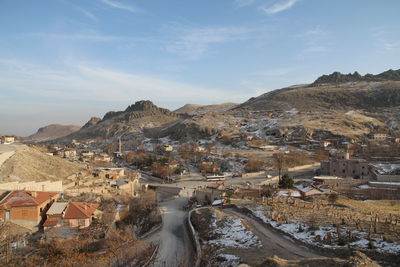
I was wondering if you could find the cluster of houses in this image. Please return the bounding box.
[47,145,113,163]
[0,190,98,234]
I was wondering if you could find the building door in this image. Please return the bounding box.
[5,210,10,220]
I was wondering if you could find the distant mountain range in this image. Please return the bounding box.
[43,69,400,147]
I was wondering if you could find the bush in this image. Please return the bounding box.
[279,174,294,189]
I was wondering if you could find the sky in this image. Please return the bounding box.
[0,0,399,136]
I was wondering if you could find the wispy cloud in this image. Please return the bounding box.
[301,45,327,54]
[0,58,254,105]
[370,27,400,52]
[77,7,98,21]
[234,0,255,8]
[261,0,301,14]
[165,25,253,60]
[31,32,119,42]
[100,0,142,13]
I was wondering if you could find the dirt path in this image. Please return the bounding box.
[224,208,323,260]
[145,197,195,267]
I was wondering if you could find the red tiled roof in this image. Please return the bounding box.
[63,202,98,219]
[0,191,58,209]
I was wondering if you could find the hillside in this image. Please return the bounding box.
[0,145,90,183]
[238,80,400,112]
[174,103,238,115]
[28,124,81,142]
[56,100,183,146]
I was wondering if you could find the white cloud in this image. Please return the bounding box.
[100,0,142,13]
[261,0,301,14]
[165,25,253,60]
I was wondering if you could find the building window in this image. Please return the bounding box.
[78,219,85,226]
[342,170,345,173]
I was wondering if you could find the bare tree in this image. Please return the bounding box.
[273,152,285,181]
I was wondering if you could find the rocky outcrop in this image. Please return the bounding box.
[81,117,101,129]
[313,69,400,85]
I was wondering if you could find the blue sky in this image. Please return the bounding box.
[0,0,399,135]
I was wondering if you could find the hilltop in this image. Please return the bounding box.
[238,80,400,112]
[56,100,183,146]
[174,103,238,115]
[28,124,81,142]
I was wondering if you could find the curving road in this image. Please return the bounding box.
[145,196,195,267]
[224,208,324,259]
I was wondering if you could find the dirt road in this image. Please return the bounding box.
[224,208,323,260]
[146,197,195,267]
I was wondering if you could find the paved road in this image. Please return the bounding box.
[224,208,323,259]
[145,197,195,267]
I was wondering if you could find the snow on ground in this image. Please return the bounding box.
[247,205,400,254]
[218,254,241,267]
[207,213,261,248]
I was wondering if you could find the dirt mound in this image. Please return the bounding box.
[0,146,89,182]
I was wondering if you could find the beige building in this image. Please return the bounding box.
[320,153,372,179]
[163,144,173,152]
[94,167,125,180]
[1,136,15,144]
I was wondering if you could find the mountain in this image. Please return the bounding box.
[28,124,81,142]
[56,100,182,146]
[174,103,238,115]
[313,69,400,85]
[52,69,400,146]
[238,80,400,112]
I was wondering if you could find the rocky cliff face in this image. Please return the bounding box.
[82,117,101,129]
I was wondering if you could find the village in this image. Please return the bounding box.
[0,124,400,266]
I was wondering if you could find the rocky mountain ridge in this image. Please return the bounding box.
[313,69,400,85]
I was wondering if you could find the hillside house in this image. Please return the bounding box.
[0,191,59,230]
[94,167,125,180]
[62,148,77,159]
[194,188,224,205]
[370,163,400,182]
[163,144,173,152]
[369,130,388,141]
[194,146,206,152]
[1,136,15,144]
[94,153,112,162]
[241,133,254,141]
[43,202,68,230]
[63,202,98,228]
[80,151,94,161]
